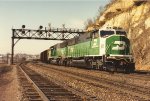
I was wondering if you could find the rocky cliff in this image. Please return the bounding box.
[87,0,150,70]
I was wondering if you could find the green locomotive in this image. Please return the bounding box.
[41,27,135,72]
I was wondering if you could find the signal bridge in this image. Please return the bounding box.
[12,27,85,40]
[11,25,86,64]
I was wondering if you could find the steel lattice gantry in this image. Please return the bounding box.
[11,27,85,64]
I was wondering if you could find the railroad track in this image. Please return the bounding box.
[127,72,150,81]
[97,70,150,81]
[32,63,150,100]
[93,70,150,82]
[17,66,44,101]
[17,64,98,101]
[39,63,150,81]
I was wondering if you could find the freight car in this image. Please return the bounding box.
[40,49,50,63]
[41,27,135,73]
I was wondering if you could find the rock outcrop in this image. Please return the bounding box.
[87,0,150,70]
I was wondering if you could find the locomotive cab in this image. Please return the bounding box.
[99,27,130,56]
[99,27,127,37]
[98,27,135,72]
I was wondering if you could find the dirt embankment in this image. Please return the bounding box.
[0,64,21,101]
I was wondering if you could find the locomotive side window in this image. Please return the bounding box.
[116,31,127,36]
[100,30,114,37]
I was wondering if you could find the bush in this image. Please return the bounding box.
[98,21,106,27]
[105,12,116,20]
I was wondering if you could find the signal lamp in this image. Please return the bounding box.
[22,30,25,34]
[22,25,25,29]
[39,25,43,29]
[39,31,42,34]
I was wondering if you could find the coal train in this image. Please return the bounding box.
[40,27,135,73]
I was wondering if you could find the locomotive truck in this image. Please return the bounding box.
[40,27,135,73]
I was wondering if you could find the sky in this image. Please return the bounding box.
[0,0,110,55]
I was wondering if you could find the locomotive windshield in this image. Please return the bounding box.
[116,31,126,36]
[100,30,114,37]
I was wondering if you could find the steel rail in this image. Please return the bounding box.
[35,63,150,81]
[34,63,150,100]
[19,65,50,101]
[20,64,93,101]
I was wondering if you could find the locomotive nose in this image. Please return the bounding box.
[106,36,130,55]
[112,36,128,55]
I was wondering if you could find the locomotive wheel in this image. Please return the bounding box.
[65,59,72,67]
[63,60,67,66]
[88,60,94,69]
[131,67,135,73]
[66,60,70,66]
[129,66,135,73]
[58,60,61,65]
[69,59,73,67]
[125,68,130,74]
[96,60,103,70]
[125,67,135,73]
[56,59,59,65]
[58,59,63,66]
[99,65,104,71]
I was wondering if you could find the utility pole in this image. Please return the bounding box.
[11,29,14,65]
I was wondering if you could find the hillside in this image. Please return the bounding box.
[86,0,150,70]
